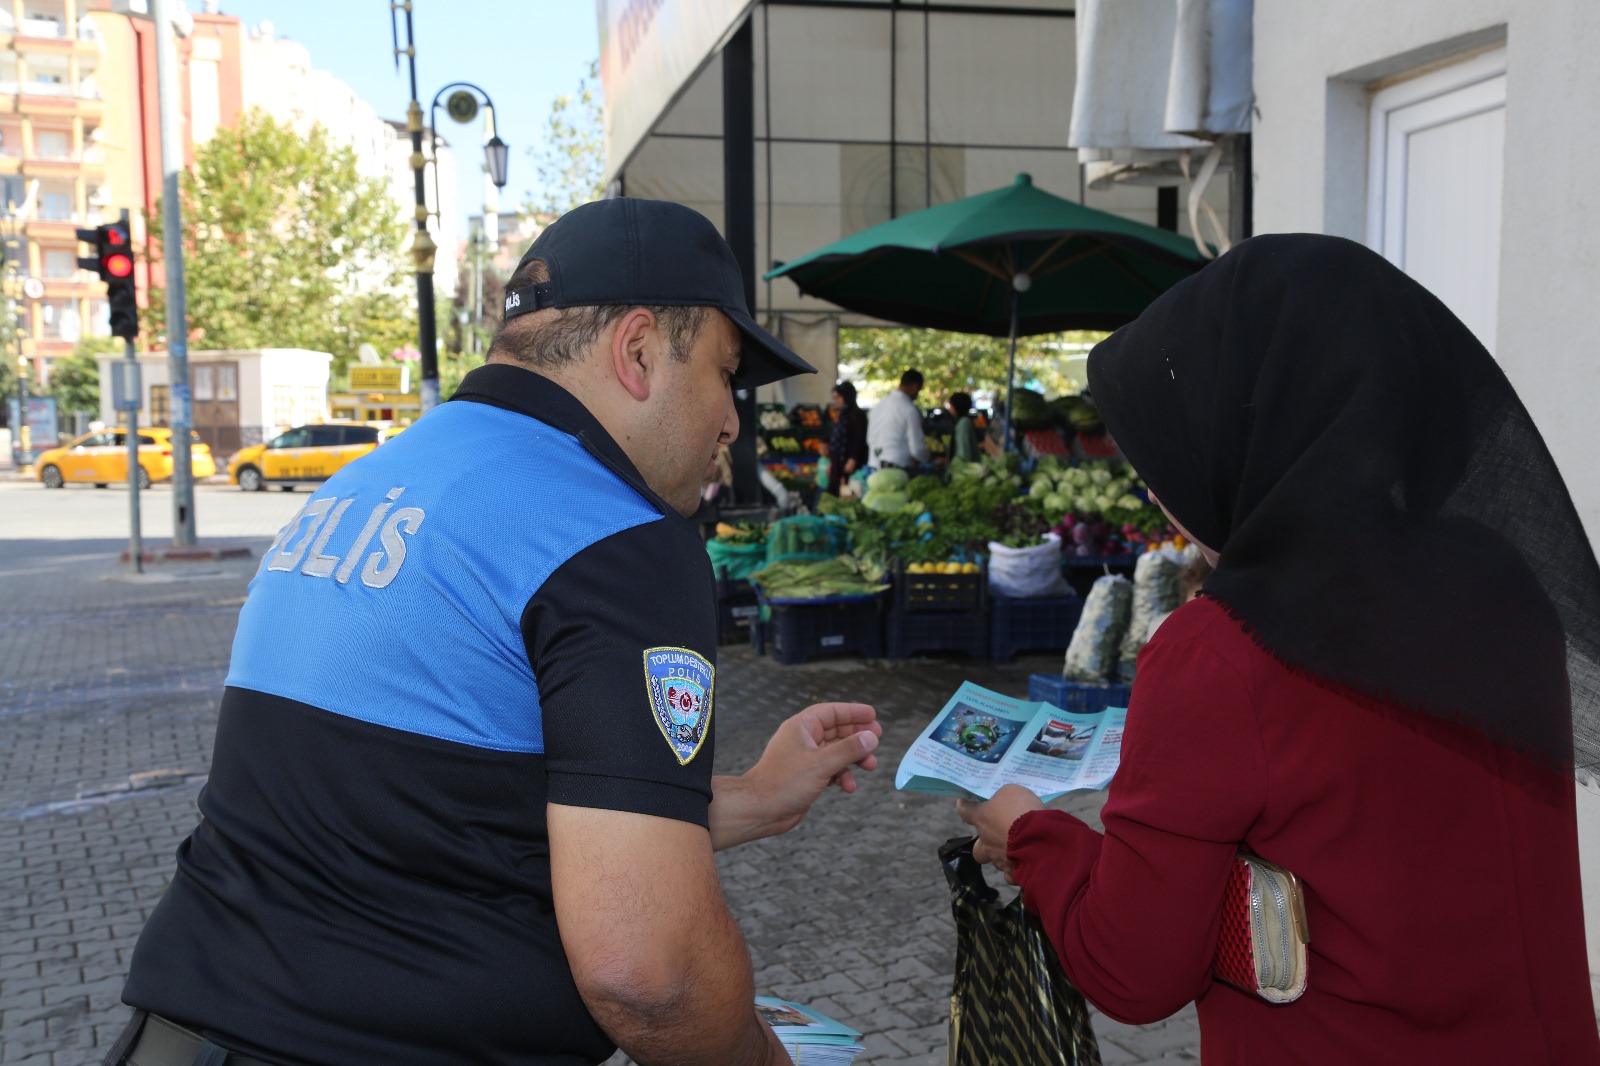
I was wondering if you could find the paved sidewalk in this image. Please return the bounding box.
[0,536,1200,1066]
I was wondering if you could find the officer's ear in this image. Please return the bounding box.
[609,307,659,402]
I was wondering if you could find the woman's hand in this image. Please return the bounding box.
[955,784,1044,879]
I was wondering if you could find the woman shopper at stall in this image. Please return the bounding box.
[826,380,869,495]
[946,391,979,462]
[957,234,1600,1065]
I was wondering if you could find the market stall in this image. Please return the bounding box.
[707,392,1192,674]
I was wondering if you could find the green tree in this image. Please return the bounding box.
[48,339,119,413]
[840,327,1106,402]
[526,59,606,217]
[146,109,415,376]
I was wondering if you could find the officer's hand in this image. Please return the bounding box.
[709,702,880,850]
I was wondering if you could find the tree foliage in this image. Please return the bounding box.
[526,59,606,217]
[840,327,1106,402]
[146,109,415,375]
[49,339,119,413]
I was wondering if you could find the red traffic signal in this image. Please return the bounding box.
[104,250,133,278]
[76,220,138,338]
[77,221,134,280]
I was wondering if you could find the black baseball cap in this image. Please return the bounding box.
[503,198,815,388]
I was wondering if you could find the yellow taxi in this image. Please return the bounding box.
[35,427,217,490]
[228,422,401,492]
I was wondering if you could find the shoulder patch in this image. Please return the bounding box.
[643,647,715,765]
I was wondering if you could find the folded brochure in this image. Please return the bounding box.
[895,681,1127,801]
[756,997,863,1063]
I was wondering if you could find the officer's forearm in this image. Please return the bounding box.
[552,803,790,1066]
[577,898,788,1066]
[708,772,793,850]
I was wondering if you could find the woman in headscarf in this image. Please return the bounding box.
[958,235,1600,1064]
[945,391,979,463]
[826,381,869,495]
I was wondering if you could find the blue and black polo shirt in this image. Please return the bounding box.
[122,364,721,1065]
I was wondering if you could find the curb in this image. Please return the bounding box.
[119,544,255,564]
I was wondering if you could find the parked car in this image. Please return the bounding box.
[228,422,402,491]
[35,428,216,489]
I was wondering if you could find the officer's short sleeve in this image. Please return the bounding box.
[522,516,718,827]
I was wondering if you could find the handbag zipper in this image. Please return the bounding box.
[1260,867,1292,989]
[1248,868,1273,989]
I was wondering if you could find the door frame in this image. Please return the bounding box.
[1365,47,1507,264]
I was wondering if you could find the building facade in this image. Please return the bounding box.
[0,0,112,373]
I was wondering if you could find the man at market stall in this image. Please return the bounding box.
[866,368,931,470]
[105,198,883,1066]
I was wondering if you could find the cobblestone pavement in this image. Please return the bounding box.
[1,505,1200,1065]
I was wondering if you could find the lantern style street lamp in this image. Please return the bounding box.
[390,4,510,413]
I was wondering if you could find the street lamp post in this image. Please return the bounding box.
[422,83,507,409]
[389,4,509,414]
[389,3,437,411]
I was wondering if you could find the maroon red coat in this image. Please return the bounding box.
[1010,595,1600,1065]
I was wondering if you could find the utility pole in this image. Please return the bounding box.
[391,2,439,412]
[80,215,144,572]
[149,0,196,546]
[2,235,25,469]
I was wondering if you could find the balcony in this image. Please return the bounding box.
[22,154,103,181]
[0,15,101,59]
[19,18,64,38]
[28,206,96,240]
[0,81,104,120]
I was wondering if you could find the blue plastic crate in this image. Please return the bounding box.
[1027,674,1132,715]
[715,577,761,646]
[886,607,988,659]
[989,594,1083,662]
[766,599,885,665]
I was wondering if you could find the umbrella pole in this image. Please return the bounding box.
[1003,287,1018,453]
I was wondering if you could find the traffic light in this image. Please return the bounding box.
[76,219,138,339]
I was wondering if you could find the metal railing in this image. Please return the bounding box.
[0,80,103,100]
[18,18,64,38]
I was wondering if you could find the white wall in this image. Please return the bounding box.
[97,349,331,449]
[1254,0,1600,990]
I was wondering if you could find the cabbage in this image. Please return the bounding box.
[866,467,908,493]
[862,490,909,514]
[1035,455,1062,473]
[1028,478,1054,497]
[1089,467,1113,486]
[1044,493,1069,513]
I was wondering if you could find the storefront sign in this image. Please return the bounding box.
[596,0,754,183]
[349,366,410,392]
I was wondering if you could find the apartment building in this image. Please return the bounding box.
[0,0,108,375]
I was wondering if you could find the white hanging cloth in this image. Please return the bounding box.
[1068,0,1254,257]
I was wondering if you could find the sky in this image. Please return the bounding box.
[217,0,601,231]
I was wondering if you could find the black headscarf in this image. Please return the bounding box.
[1088,234,1600,782]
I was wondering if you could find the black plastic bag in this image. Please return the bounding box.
[942,836,1102,1066]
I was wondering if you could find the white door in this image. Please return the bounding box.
[1367,49,1506,353]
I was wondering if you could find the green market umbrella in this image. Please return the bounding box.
[765,173,1208,447]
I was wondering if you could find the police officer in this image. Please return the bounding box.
[103,199,882,1066]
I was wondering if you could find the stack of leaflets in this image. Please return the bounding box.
[895,681,1127,800]
[755,997,864,1064]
